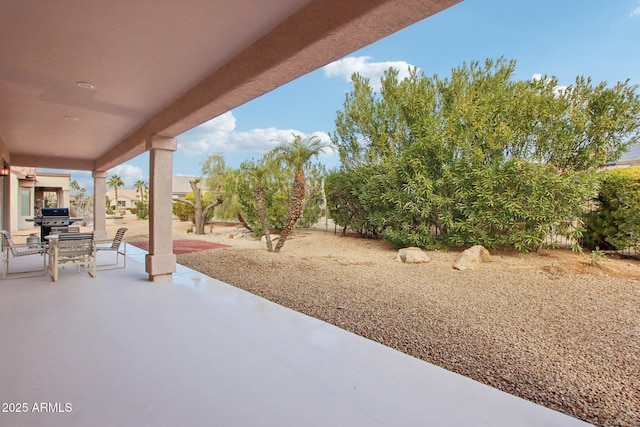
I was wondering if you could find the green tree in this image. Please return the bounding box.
[132,180,149,219]
[272,134,328,252]
[236,157,290,233]
[173,179,222,235]
[201,155,241,221]
[235,148,326,248]
[331,58,640,251]
[254,158,276,252]
[107,175,124,212]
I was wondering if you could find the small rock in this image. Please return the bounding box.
[261,234,280,243]
[453,245,491,270]
[396,247,430,264]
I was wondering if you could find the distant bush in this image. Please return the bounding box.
[583,167,640,252]
[172,198,192,222]
[171,192,217,224]
[135,201,149,220]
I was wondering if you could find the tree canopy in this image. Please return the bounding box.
[329,58,640,251]
[235,142,326,243]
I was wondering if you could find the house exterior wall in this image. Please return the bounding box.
[35,173,71,208]
[106,189,141,211]
[7,170,71,231]
[11,173,36,231]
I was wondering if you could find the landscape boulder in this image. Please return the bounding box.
[396,247,430,264]
[453,245,491,270]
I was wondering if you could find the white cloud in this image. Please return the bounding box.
[630,6,640,17]
[177,112,333,158]
[108,164,146,188]
[323,56,416,90]
[230,127,302,153]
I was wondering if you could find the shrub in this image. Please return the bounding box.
[583,166,640,252]
[330,58,639,252]
[325,168,379,237]
[135,201,149,219]
[171,192,217,224]
[172,199,192,222]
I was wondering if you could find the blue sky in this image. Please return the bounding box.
[69,0,640,191]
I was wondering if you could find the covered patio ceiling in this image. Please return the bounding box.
[0,0,460,172]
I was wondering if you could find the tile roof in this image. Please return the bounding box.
[172,175,204,195]
[617,143,640,165]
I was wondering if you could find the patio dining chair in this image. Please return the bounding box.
[51,236,95,282]
[1,230,48,279]
[51,226,80,234]
[95,227,128,270]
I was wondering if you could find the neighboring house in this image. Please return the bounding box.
[614,143,640,167]
[9,167,71,230]
[105,175,204,212]
[106,188,141,211]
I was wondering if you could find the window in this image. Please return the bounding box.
[20,190,31,216]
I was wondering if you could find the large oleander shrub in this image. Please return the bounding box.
[330,58,640,251]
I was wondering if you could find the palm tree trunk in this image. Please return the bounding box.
[256,179,272,252]
[274,168,305,253]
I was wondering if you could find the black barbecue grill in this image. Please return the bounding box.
[31,208,82,241]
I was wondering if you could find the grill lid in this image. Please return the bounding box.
[41,207,70,217]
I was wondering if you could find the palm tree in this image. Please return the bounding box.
[69,179,80,197]
[107,175,124,213]
[134,180,147,202]
[254,162,273,252]
[273,134,328,253]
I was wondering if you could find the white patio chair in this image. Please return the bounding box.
[95,227,128,270]
[51,226,80,234]
[51,236,96,282]
[1,230,48,279]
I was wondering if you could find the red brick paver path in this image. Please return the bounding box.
[129,239,230,255]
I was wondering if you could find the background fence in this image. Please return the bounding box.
[541,198,639,258]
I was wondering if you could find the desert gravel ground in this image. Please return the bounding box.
[118,217,640,427]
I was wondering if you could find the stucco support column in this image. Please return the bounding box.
[92,171,108,240]
[145,135,177,282]
[1,161,10,232]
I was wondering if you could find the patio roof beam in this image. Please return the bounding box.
[94,0,461,172]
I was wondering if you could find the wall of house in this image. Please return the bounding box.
[11,173,37,231]
[35,173,71,208]
[0,135,9,232]
[106,189,140,211]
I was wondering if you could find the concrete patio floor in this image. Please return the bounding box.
[0,246,591,426]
